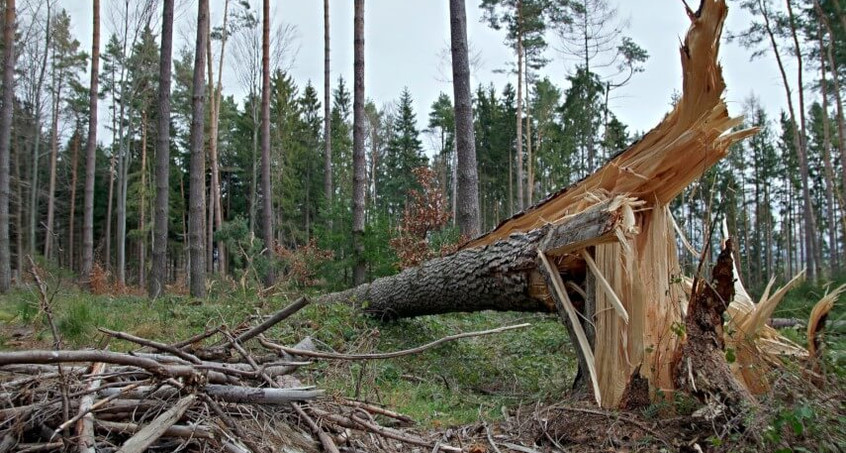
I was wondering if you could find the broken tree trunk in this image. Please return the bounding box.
[319,0,815,411]
[320,197,638,320]
[673,239,755,416]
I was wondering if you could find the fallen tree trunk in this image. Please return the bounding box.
[320,198,635,320]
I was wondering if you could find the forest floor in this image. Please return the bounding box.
[0,269,844,452]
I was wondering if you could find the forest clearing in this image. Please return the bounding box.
[0,0,845,451]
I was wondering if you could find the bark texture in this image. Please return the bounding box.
[81,0,100,286]
[352,0,366,285]
[673,240,754,416]
[149,0,174,299]
[188,0,209,297]
[323,0,332,210]
[322,202,623,320]
[449,0,481,239]
[260,0,274,287]
[0,0,14,292]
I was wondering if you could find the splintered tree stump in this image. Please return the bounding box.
[673,239,754,415]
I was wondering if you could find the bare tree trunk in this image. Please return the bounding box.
[323,0,332,215]
[785,0,821,277]
[28,2,51,258]
[352,0,366,285]
[758,0,818,279]
[525,54,533,206]
[815,1,846,237]
[450,0,481,239]
[188,0,209,298]
[138,111,148,287]
[815,23,840,272]
[0,0,15,292]
[210,0,229,276]
[260,0,274,287]
[515,0,524,211]
[81,0,100,287]
[68,131,79,272]
[44,40,65,260]
[150,0,174,299]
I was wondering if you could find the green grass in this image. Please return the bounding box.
[0,285,575,428]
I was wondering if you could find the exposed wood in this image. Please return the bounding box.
[116,394,196,453]
[580,250,628,324]
[75,362,106,453]
[807,285,845,359]
[537,250,600,405]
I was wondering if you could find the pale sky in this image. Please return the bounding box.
[55,0,795,153]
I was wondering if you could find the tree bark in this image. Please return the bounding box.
[28,2,51,258]
[815,22,840,272]
[260,0,274,287]
[81,0,100,287]
[149,0,174,299]
[515,0,524,211]
[815,0,846,238]
[321,200,625,320]
[209,0,230,276]
[188,0,209,298]
[449,0,481,239]
[323,0,332,214]
[138,111,148,287]
[44,33,64,260]
[758,0,818,279]
[784,0,821,277]
[0,0,15,292]
[673,240,755,417]
[352,0,366,285]
[68,130,79,272]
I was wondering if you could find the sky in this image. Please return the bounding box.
[56,0,794,154]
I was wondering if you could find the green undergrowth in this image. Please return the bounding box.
[0,286,575,427]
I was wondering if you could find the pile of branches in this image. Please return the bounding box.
[0,273,523,452]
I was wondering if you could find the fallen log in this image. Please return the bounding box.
[320,197,636,320]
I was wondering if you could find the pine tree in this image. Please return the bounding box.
[352,0,366,285]
[81,0,100,287]
[149,0,174,298]
[0,0,15,292]
[188,0,209,297]
[449,0,481,238]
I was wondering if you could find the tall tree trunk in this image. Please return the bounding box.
[525,52,533,205]
[44,42,64,260]
[209,0,229,276]
[515,0,524,211]
[323,0,332,215]
[0,0,15,292]
[138,111,148,287]
[260,0,274,287]
[28,2,51,258]
[150,0,174,299]
[352,0,366,285]
[784,0,821,278]
[758,0,818,279]
[449,0,480,239]
[188,0,209,298]
[68,130,79,272]
[104,72,117,272]
[81,0,100,287]
[815,1,846,235]
[816,22,840,272]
